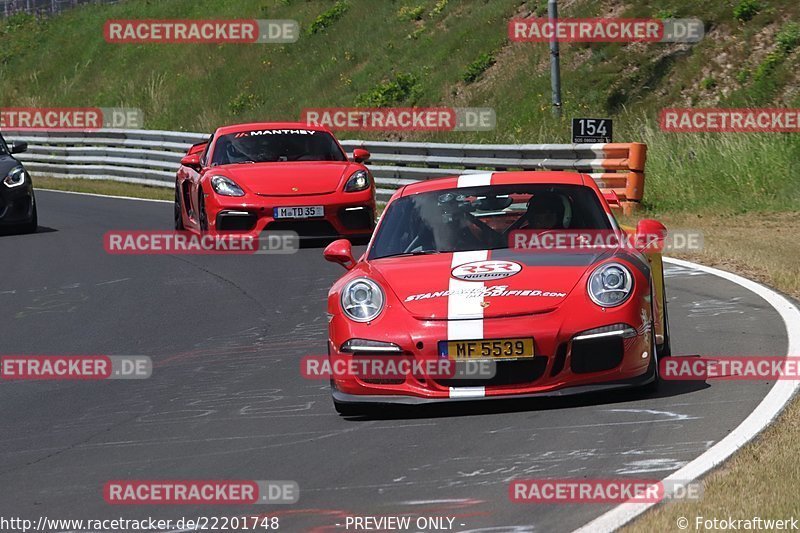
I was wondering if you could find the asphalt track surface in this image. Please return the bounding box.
[0,190,789,532]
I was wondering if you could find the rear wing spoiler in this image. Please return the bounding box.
[186,141,208,155]
[602,190,621,208]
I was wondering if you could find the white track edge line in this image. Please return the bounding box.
[573,256,800,533]
[53,258,800,533]
[37,188,172,204]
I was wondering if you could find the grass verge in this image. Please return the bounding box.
[624,210,800,531]
[34,176,172,201]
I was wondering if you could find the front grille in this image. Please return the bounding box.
[11,197,30,218]
[338,207,374,230]
[0,193,32,222]
[267,219,338,237]
[359,377,405,385]
[217,212,257,232]
[354,354,408,385]
[435,357,549,388]
[570,337,624,373]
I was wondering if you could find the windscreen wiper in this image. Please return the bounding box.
[377,250,443,259]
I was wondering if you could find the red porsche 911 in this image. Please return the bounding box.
[323,171,671,415]
[175,122,376,241]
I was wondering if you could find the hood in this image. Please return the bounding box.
[216,161,357,196]
[372,250,610,320]
[0,154,21,175]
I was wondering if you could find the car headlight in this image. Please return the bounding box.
[3,166,27,188]
[344,170,370,192]
[573,323,638,341]
[341,339,401,353]
[587,262,633,307]
[341,278,385,322]
[210,175,245,197]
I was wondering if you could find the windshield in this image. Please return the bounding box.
[369,184,612,260]
[211,129,346,166]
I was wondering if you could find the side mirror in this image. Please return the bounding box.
[180,153,202,171]
[324,238,356,270]
[635,219,668,252]
[10,141,28,154]
[352,148,370,163]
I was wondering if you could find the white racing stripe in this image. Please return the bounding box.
[456,173,493,188]
[447,174,494,399]
[447,172,494,340]
[449,387,486,399]
[448,250,489,339]
[447,250,488,399]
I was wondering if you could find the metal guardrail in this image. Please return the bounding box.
[4,129,646,210]
[1,0,119,18]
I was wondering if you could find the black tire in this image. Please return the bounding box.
[174,186,185,230]
[198,191,209,233]
[657,267,672,358]
[642,340,660,393]
[18,195,37,234]
[641,296,661,393]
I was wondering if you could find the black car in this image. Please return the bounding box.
[0,133,37,234]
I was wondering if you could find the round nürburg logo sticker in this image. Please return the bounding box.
[451,260,522,281]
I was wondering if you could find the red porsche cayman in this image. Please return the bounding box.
[323,171,671,415]
[175,122,376,241]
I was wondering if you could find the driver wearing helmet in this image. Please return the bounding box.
[523,191,566,230]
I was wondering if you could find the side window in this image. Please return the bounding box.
[200,134,214,167]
